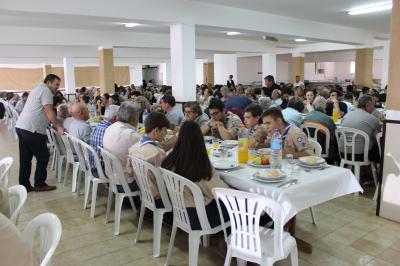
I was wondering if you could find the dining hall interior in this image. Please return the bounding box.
[1,0,400,265]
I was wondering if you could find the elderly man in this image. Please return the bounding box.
[160,95,185,128]
[15,74,64,192]
[89,105,120,169]
[103,101,142,181]
[67,103,91,143]
[282,97,304,127]
[184,102,209,126]
[340,95,381,163]
[250,107,313,158]
[15,92,29,114]
[201,98,243,140]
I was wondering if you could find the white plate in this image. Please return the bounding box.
[213,161,239,170]
[221,140,238,148]
[204,136,213,142]
[297,162,327,169]
[254,169,286,180]
[253,176,286,183]
[298,156,325,165]
[247,160,270,168]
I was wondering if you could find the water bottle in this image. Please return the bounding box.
[89,103,97,116]
[270,128,282,169]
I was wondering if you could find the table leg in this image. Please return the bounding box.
[285,216,313,254]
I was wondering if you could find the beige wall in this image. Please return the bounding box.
[0,66,129,91]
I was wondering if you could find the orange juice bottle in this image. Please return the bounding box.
[238,137,249,163]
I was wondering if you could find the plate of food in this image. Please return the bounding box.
[253,169,286,182]
[247,155,270,168]
[298,156,325,166]
[204,136,213,142]
[220,140,238,148]
[213,161,239,170]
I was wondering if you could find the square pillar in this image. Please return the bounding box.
[99,47,115,94]
[43,64,52,79]
[355,48,373,88]
[291,52,304,84]
[170,24,196,101]
[262,53,276,83]
[381,40,389,90]
[129,64,143,86]
[63,57,76,95]
[159,62,171,86]
[214,54,237,85]
[196,59,207,85]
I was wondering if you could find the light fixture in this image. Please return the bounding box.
[124,23,141,28]
[226,32,241,36]
[348,2,392,15]
[295,38,307,42]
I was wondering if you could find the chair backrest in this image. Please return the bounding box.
[22,213,62,266]
[99,147,130,193]
[80,142,107,181]
[60,133,75,163]
[301,123,330,157]
[8,185,27,225]
[376,132,383,155]
[49,128,66,156]
[68,134,89,173]
[129,156,171,210]
[308,139,322,157]
[0,156,13,186]
[335,127,370,163]
[159,168,211,231]
[213,188,286,260]
[46,127,55,148]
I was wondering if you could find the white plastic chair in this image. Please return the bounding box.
[22,213,62,266]
[373,132,383,201]
[60,133,80,190]
[80,141,109,218]
[8,185,27,225]
[213,188,298,266]
[308,139,322,157]
[49,128,66,183]
[99,148,139,235]
[129,155,172,257]
[68,134,88,195]
[10,108,19,139]
[160,168,228,266]
[336,127,378,195]
[0,156,13,187]
[46,127,57,171]
[301,123,330,158]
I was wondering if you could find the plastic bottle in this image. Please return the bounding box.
[270,128,282,169]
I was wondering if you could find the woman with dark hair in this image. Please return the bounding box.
[109,94,121,106]
[161,121,228,230]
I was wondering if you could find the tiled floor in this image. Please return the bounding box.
[2,123,400,266]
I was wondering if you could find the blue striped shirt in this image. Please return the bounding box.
[89,120,112,169]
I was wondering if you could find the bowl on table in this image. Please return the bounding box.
[220,140,238,148]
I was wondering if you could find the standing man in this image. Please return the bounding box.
[293,75,304,87]
[227,74,235,89]
[15,74,64,192]
[263,75,280,98]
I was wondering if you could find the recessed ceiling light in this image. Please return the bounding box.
[226,32,241,36]
[348,2,392,15]
[124,23,141,28]
[295,38,307,42]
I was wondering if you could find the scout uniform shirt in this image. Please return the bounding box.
[210,111,243,139]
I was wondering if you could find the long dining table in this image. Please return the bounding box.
[209,145,363,253]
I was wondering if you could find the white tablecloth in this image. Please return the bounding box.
[210,150,363,221]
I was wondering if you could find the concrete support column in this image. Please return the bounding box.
[214,54,237,85]
[63,57,76,95]
[196,59,207,85]
[262,53,276,82]
[355,48,373,88]
[129,64,143,86]
[170,24,196,101]
[42,64,52,79]
[98,46,115,94]
[291,52,304,83]
[381,40,390,90]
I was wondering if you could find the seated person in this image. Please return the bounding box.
[103,102,142,190]
[160,95,185,128]
[326,89,347,117]
[89,105,119,169]
[68,103,91,143]
[224,93,253,113]
[340,95,381,164]
[282,97,304,127]
[270,89,283,108]
[184,102,209,127]
[303,88,315,113]
[56,103,69,126]
[343,92,356,112]
[127,112,170,207]
[250,107,314,158]
[201,98,244,140]
[161,121,229,230]
[243,103,262,136]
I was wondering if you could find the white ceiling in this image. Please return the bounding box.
[188,0,391,33]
